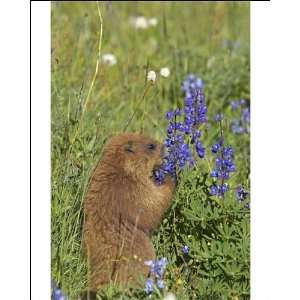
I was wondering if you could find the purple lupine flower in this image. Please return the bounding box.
[182,74,204,94]
[152,257,168,278]
[144,257,168,278]
[195,140,205,158]
[241,107,250,124]
[214,113,223,122]
[51,279,68,300]
[154,75,207,184]
[144,258,168,294]
[210,135,235,198]
[210,183,229,196]
[145,278,154,294]
[210,184,219,196]
[231,119,246,134]
[156,279,164,289]
[211,142,221,154]
[182,245,190,255]
[231,100,240,111]
[239,98,246,106]
[230,99,250,134]
[220,183,229,194]
[161,122,194,179]
[236,185,248,201]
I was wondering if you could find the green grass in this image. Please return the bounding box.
[51,2,250,299]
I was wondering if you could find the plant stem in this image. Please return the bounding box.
[123,82,152,132]
[70,1,103,146]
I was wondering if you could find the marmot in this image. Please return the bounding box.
[83,133,175,292]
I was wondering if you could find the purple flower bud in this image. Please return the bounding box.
[174,108,182,116]
[236,185,248,201]
[211,169,218,177]
[195,140,205,158]
[156,279,164,289]
[166,111,174,120]
[231,100,240,111]
[214,113,223,122]
[210,185,219,196]
[211,143,221,153]
[145,278,154,294]
[240,98,246,105]
[182,245,190,255]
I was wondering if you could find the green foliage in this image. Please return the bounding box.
[153,167,250,300]
[51,2,250,299]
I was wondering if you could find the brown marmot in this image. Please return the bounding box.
[83,133,175,292]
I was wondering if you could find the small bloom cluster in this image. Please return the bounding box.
[144,257,168,294]
[146,68,170,85]
[236,185,250,208]
[130,16,158,29]
[210,137,236,197]
[101,53,117,66]
[231,99,246,111]
[51,280,67,300]
[181,245,190,255]
[236,185,248,201]
[181,74,204,95]
[181,75,207,145]
[231,99,250,134]
[147,70,156,83]
[160,67,170,78]
[154,75,207,183]
[214,113,224,122]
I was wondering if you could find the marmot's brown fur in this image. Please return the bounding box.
[83,133,175,291]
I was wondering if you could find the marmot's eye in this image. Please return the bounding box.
[124,141,134,153]
[147,143,156,150]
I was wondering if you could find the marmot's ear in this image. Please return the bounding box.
[124,140,134,153]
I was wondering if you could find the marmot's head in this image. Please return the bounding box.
[101,133,164,181]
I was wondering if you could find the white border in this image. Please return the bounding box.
[0,1,30,299]
[251,1,300,299]
[31,1,51,300]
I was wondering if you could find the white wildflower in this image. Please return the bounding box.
[131,16,148,29]
[101,53,117,66]
[147,70,156,83]
[163,292,177,300]
[148,17,158,27]
[130,16,158,29]
[160,67,170,78]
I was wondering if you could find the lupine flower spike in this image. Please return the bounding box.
[154,75,207,184]
[144,257,168,294]
[51,279,68,300]
[210,117,236,198]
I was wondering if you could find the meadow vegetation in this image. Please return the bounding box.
[51,2,250,299]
